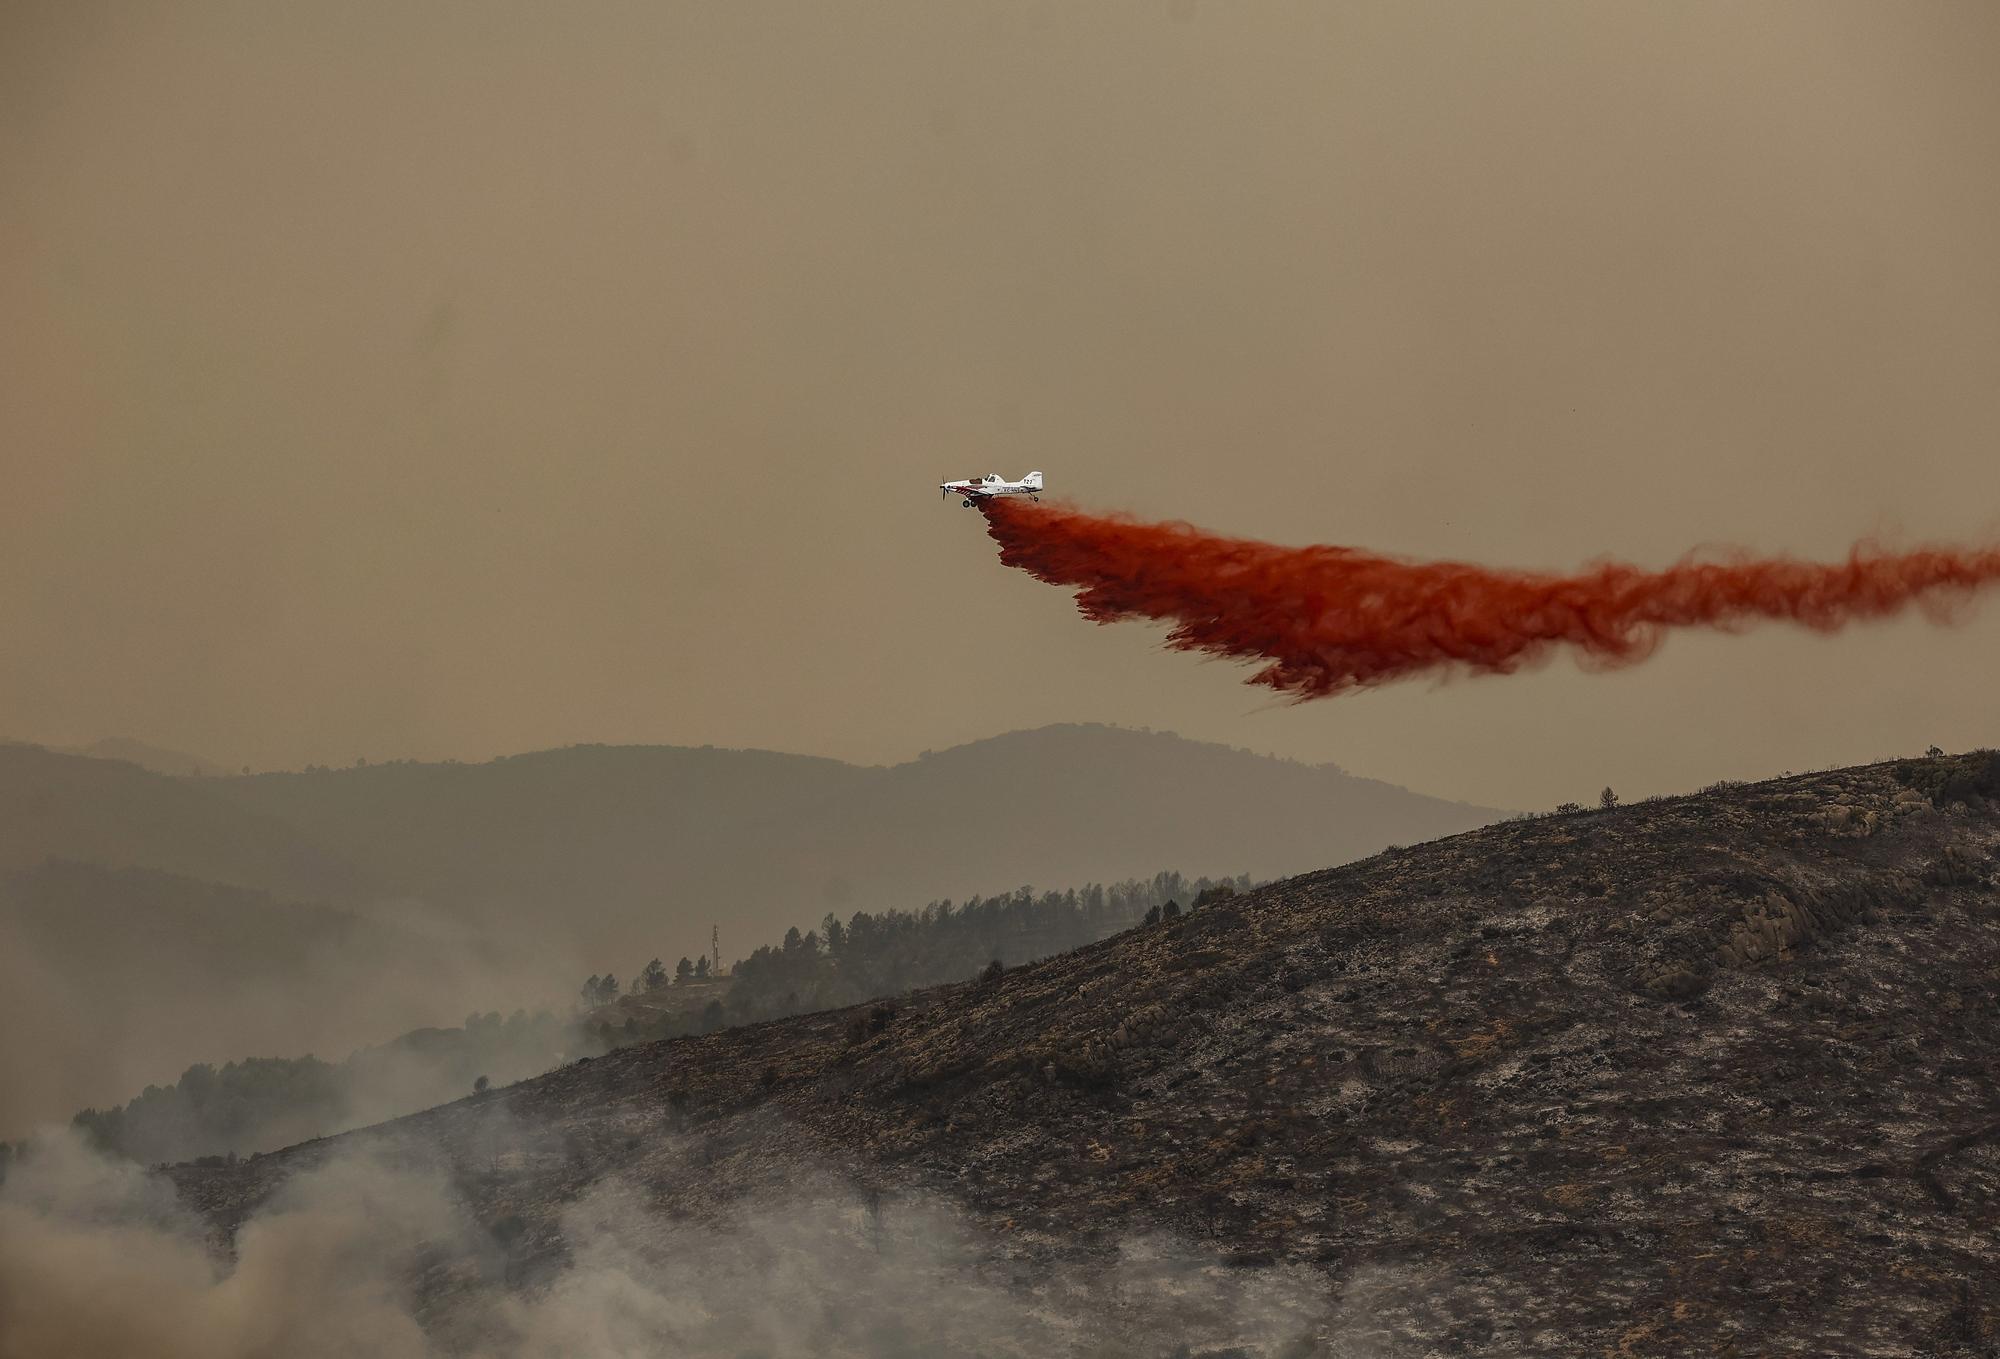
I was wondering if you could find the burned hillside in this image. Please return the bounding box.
[165,753,2000,1355]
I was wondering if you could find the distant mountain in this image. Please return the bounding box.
[759,725,1503,929]
[198,725,1506,960]
[206,742,861,939]
[0,725,1505,968]
[0,743,366,902]
[57,736,231,778]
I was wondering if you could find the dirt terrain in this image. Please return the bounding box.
[170,753,2000,1355]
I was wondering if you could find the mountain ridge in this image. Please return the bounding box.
[139,723,1509,955]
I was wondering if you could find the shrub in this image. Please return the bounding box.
[1900,749,2000,808]
[846,1001,899,1045]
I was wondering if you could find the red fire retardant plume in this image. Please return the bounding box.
[978,499,2000,699]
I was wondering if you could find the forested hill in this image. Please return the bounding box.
[0,743,363,901]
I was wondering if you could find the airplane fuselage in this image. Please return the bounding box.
[940,471,1043,507]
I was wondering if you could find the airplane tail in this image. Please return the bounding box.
[1023,470,1043,490]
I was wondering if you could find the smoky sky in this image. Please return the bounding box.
[6,1,2000,807]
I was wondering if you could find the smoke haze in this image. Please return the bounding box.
[980,499,2000,697]
[0,1128,1338,1358]
[0,855,576,1142]
[6,2,2000,807]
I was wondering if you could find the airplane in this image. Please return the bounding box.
[940,470,1042,507]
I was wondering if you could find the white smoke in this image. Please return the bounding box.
[0,1128,1339,1358]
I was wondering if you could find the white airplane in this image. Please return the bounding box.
[940,470,1043,507]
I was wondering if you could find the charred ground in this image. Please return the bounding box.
[170,753,2000,1355]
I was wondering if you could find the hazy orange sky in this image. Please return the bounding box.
[6,1,2000,808]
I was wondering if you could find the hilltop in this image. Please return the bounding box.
[162,752,2000,1354]
[55,737,231,779]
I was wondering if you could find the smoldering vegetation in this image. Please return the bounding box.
[0,1127,1335,1358]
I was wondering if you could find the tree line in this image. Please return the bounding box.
[27,868,1250,1172]
[582,869,1252,1035]
[62,1009,579,1167]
